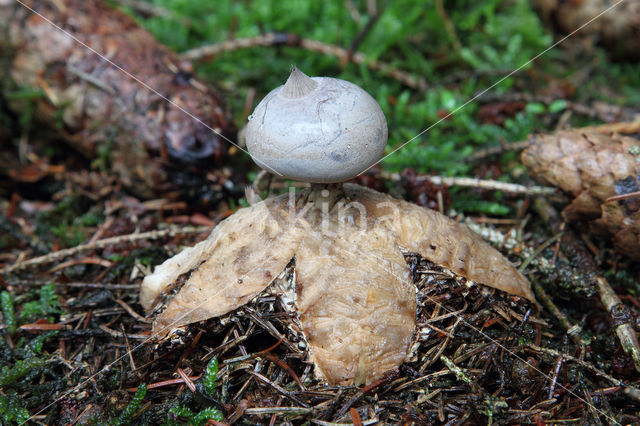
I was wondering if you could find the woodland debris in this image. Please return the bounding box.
[526,344,640,403]
[596,276,640,372]
[180,32,428,91]
[532,195,640,382]
[0,0,235,199]
[0,225,210,274]
[532,280,586,346]
[380,170,556,195]
[523,130,640,259]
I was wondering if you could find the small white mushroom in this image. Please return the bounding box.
[245,67,387,182]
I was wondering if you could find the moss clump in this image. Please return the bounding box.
[18,283,62,324]
[165,406,224,426]
[0,357,45,387]
[0,392,30,425]
[111,383,147,426]
[201,357,218,398]
[1,291,16,335]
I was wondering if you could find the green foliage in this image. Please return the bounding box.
[19,283,62,324]
[133,0,554,181]
[548,99,567,114]
[455,199,511,216]
[26,331,58,355]
[4,87,44,131]
[0,307,58,422]
[91,138,115,172]
[0,357,45,387]
[0,393,30,425]
[455,0,551,70]
[1,291,16,336]
[112,383,147,425]
[159,358,223,424]
[165,406,224,426]
[35,195,103,248]
[202,357,219,398]
[105,247,169,281]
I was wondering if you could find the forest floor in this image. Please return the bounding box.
[1,0,640,424]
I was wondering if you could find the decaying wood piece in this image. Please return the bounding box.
[142,183,534,385]
[522,131,640,259]
[0,0,235,198]
[532,0,640,59]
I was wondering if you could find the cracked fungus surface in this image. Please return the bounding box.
[141,183,534,385]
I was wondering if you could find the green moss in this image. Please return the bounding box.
[1,291,16,336]
[131,0,558,183]
[27,331,59,355]
[0,357,45,387]
[165,405,224,426]
[35,195,103,249]
[454,199,511,216]
[157,358,224,424]
[112,383,147,425]
[18,283,62,324]
[201,357,219,398]
[0,392,30,425]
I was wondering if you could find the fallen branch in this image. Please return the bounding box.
[596,276,640,372]
[381,171,556,195]
[180,33,428,91]
[467,140,531,162]
[0,226,211,274]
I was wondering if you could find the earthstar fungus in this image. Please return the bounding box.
[141,68,535,385]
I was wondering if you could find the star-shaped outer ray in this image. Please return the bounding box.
[141,183,535,385]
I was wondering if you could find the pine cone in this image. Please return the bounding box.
[532,0,640,59]
[522,130,640,259]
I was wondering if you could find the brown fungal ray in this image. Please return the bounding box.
[344,183,536,302]
[142,193,301,335]
[295,218,415,386]
[142,182,534,384]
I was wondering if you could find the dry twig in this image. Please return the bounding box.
[180,33,428,90]
[596,276,640,372]
[0,226,211,274]
[381,171,556,195]
[532,281,585,346]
